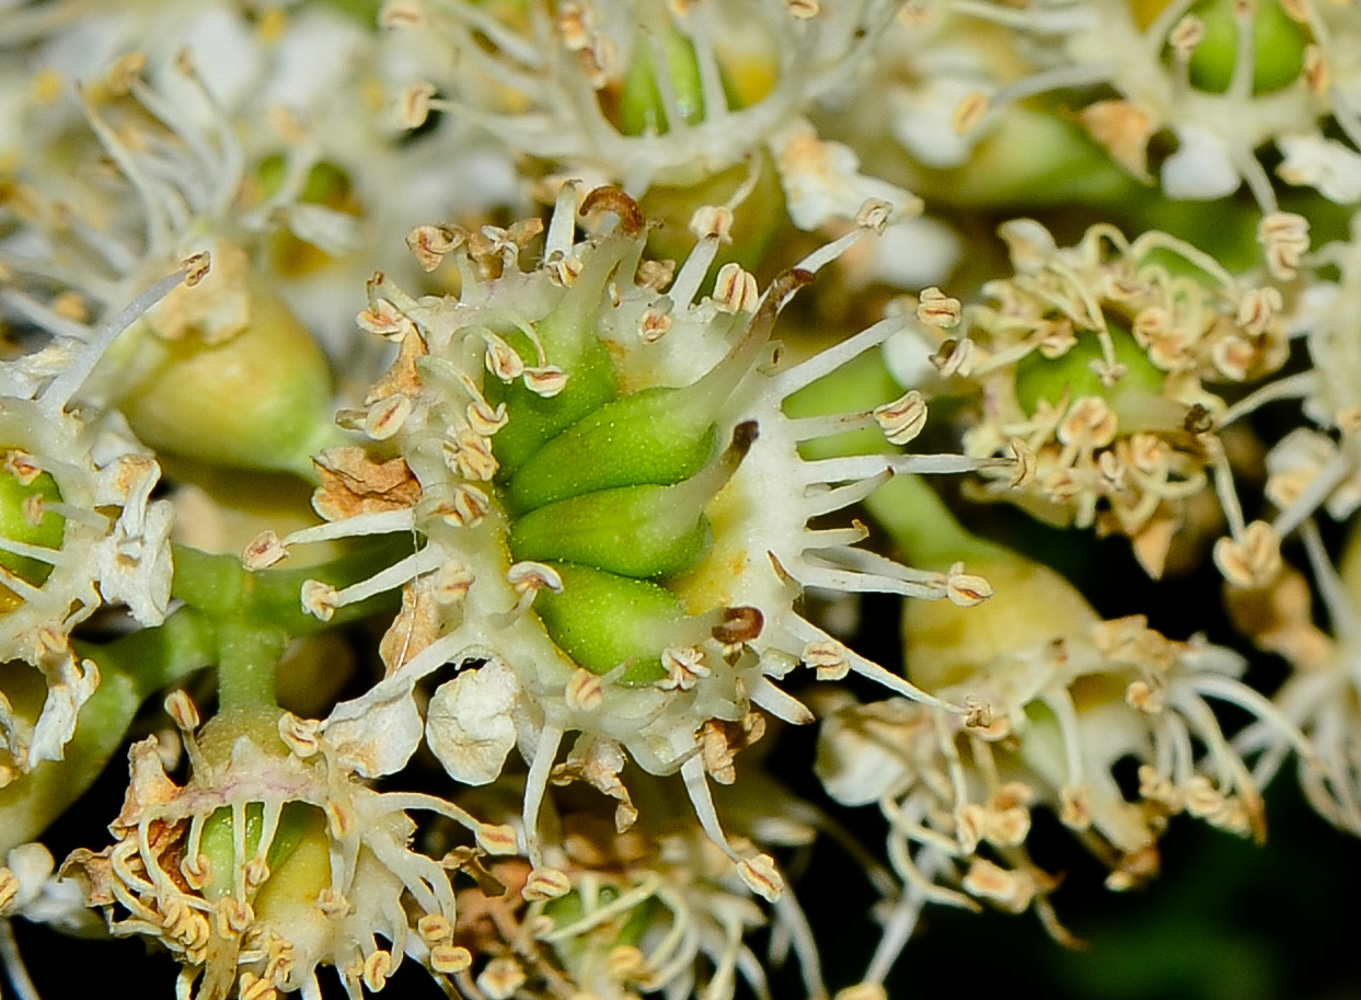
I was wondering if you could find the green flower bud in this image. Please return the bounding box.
[114,276,337,477]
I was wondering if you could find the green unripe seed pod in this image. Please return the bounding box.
[531,563,683,683]
[1186,0,1308,96]
[0,467,63,588]
[505,271,794,513]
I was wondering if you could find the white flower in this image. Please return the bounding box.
[264,184,990,895]
[63,695,515,1000]
[381,0,916,228]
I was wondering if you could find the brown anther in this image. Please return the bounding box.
[107,51,146,94]
[242,530,288,570]
[379,0,425,27]
[364,393,412,440]
[406,223,462,271]
[363,950,392,992]
[916,287,961,328]
[418,913,452,945]
[484,333,524,382]
[1302,44,1328,94]
[1183,403,1215,435]
[216,897,254,937]
[945,563,992,607]
[278,713,321,758]
[1257,211,1310,281]
[637,258,675,291]
[2,449,41,485]
[522,866,572,901]
[565,669,605,711]
[802,640,850,681]
[466,398,508,436]
[874,390,928,445]
[1213,521,1282,588]
[431,945,473,975]
[714,262,759,314]
[963,696,993,730]
[356,297,410,337]
[238,972,275,1000]
[581,186,644,234]
[181,252,211,287]
[690,204,734,242]
[855,197,894,232]
[712,606,763,644]
[737,853,784,902]
[1169,15,1205,58]
[1058,396,1118,449]
[475,823,520,856]
[508,561,564,598]
[0,869,18,915]
[658,647,709,692]
[301,580,339,622]
[434,561,475,605]
[929,337,975,378]
[326,800,356,839]
[399,81,437,129]
[786,0,820,16]
[164,690,200,732]
[523,365,568,397]
[952,92,989,134]
[438,484,491,527]
[443,430,498,481]
[639,306,674,343]
[477,956,527,1000]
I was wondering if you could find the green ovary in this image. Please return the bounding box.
[195,800,317,903]
[1184,0,1308,95]
[1014,327,1166,429]
[0,465,65,606]
[492,335,742,682]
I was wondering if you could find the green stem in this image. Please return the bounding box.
[171,538,408,632]
[214,621,287,714]
[864,474,1009,571]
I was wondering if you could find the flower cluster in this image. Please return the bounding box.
[7,1,1361,998]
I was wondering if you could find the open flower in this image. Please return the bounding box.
[381,0,918,230]
[923,218,1287,577]
[815,531,1308,991]
[917,0,1352,226]
[63,692,519,1000]
[437,763,832,1000]
[256,184,997,902]
[0,250,205,773]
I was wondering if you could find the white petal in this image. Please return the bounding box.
[425,661,521,786]
[1161,125,1240,200]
